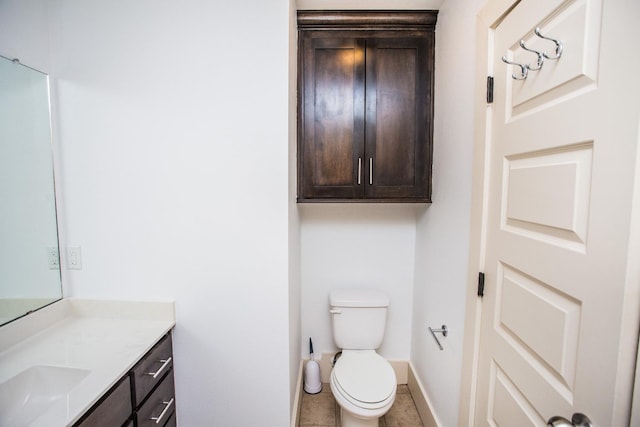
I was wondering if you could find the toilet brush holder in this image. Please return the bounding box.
[304,338,322,394]
[304,359,322,394]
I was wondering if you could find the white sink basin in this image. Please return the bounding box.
[0,365,90,426]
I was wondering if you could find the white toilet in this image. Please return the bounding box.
[329,289,397,427]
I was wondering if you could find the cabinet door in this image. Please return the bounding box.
[73,376,132,427]
[365,36,433,201]
[298,36,365,200]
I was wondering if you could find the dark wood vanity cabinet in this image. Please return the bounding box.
[297,11,437,202]
[132,333,176,427]
[74,376,132,427]
[73,333,176,427]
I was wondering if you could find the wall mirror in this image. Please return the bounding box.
[0,55,62,326]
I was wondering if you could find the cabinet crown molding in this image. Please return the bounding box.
[297,10,438,30]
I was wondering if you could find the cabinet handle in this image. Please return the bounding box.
[357,158,362,185]
[150,397,174,424]
[146,357,172,379]
[369,158,373,185]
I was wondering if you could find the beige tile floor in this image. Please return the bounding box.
[299,384,424,427]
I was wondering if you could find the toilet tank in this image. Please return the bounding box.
[330,289,389,350]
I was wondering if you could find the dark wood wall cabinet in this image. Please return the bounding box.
[73,333,177,427]
[297,11,437,203]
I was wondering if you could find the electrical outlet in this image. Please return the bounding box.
[47,247,60,270]
[66,246,82,270]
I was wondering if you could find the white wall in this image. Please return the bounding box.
[288,0,303,418]
[296,0,444,366]
[301,205,420,360]
[411,0,484,426]
[0,0,51,72]
[2,0,295,425]
[296,2,486,423]
[0,0,489,424]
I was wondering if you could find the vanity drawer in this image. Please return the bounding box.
[131,333,173,405]
[74,375,132,427]
[163,412,177,427]
[136,369,176,427]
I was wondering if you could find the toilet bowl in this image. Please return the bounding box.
[329,289,396,426]
[330,350,396,427]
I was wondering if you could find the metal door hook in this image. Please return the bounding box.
[534,27,563,60]
[502,56,529,80]
[428,325,448,350]
[519,40,544,71]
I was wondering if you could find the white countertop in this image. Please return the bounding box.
[0,298,175,427]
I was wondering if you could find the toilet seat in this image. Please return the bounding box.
[331,350,396,410]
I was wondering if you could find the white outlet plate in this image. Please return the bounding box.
[66,246,82,270]
[47,247,60,270]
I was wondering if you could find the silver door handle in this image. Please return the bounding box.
[547,413,593,427]
[358,158,362,185]
[369,158,373,185]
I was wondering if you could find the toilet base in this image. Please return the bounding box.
[339,407,379,427]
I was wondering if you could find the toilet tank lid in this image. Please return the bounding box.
[330,289,389,307]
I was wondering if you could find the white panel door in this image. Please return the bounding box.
[473,0,640,425]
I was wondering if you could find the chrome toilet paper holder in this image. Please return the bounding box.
[428,325,448,350]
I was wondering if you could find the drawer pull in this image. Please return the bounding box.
[146,357,172,379]
[369,157,373,185]
[150,397,174,424]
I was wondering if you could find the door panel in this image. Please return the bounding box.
[503,143,593,252]
[498,264,581,390]
[314,48,358,185]
[300,36,365,199]
[489,363,546,426]
[365,36,432,199]
[508,0,601,117]
[474,0,640,425]
[371,45,417,186]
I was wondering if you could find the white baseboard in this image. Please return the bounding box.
[318,352,334,383]
[291,360,304,427]
[389,359,408,384]
[408,361,441,427]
